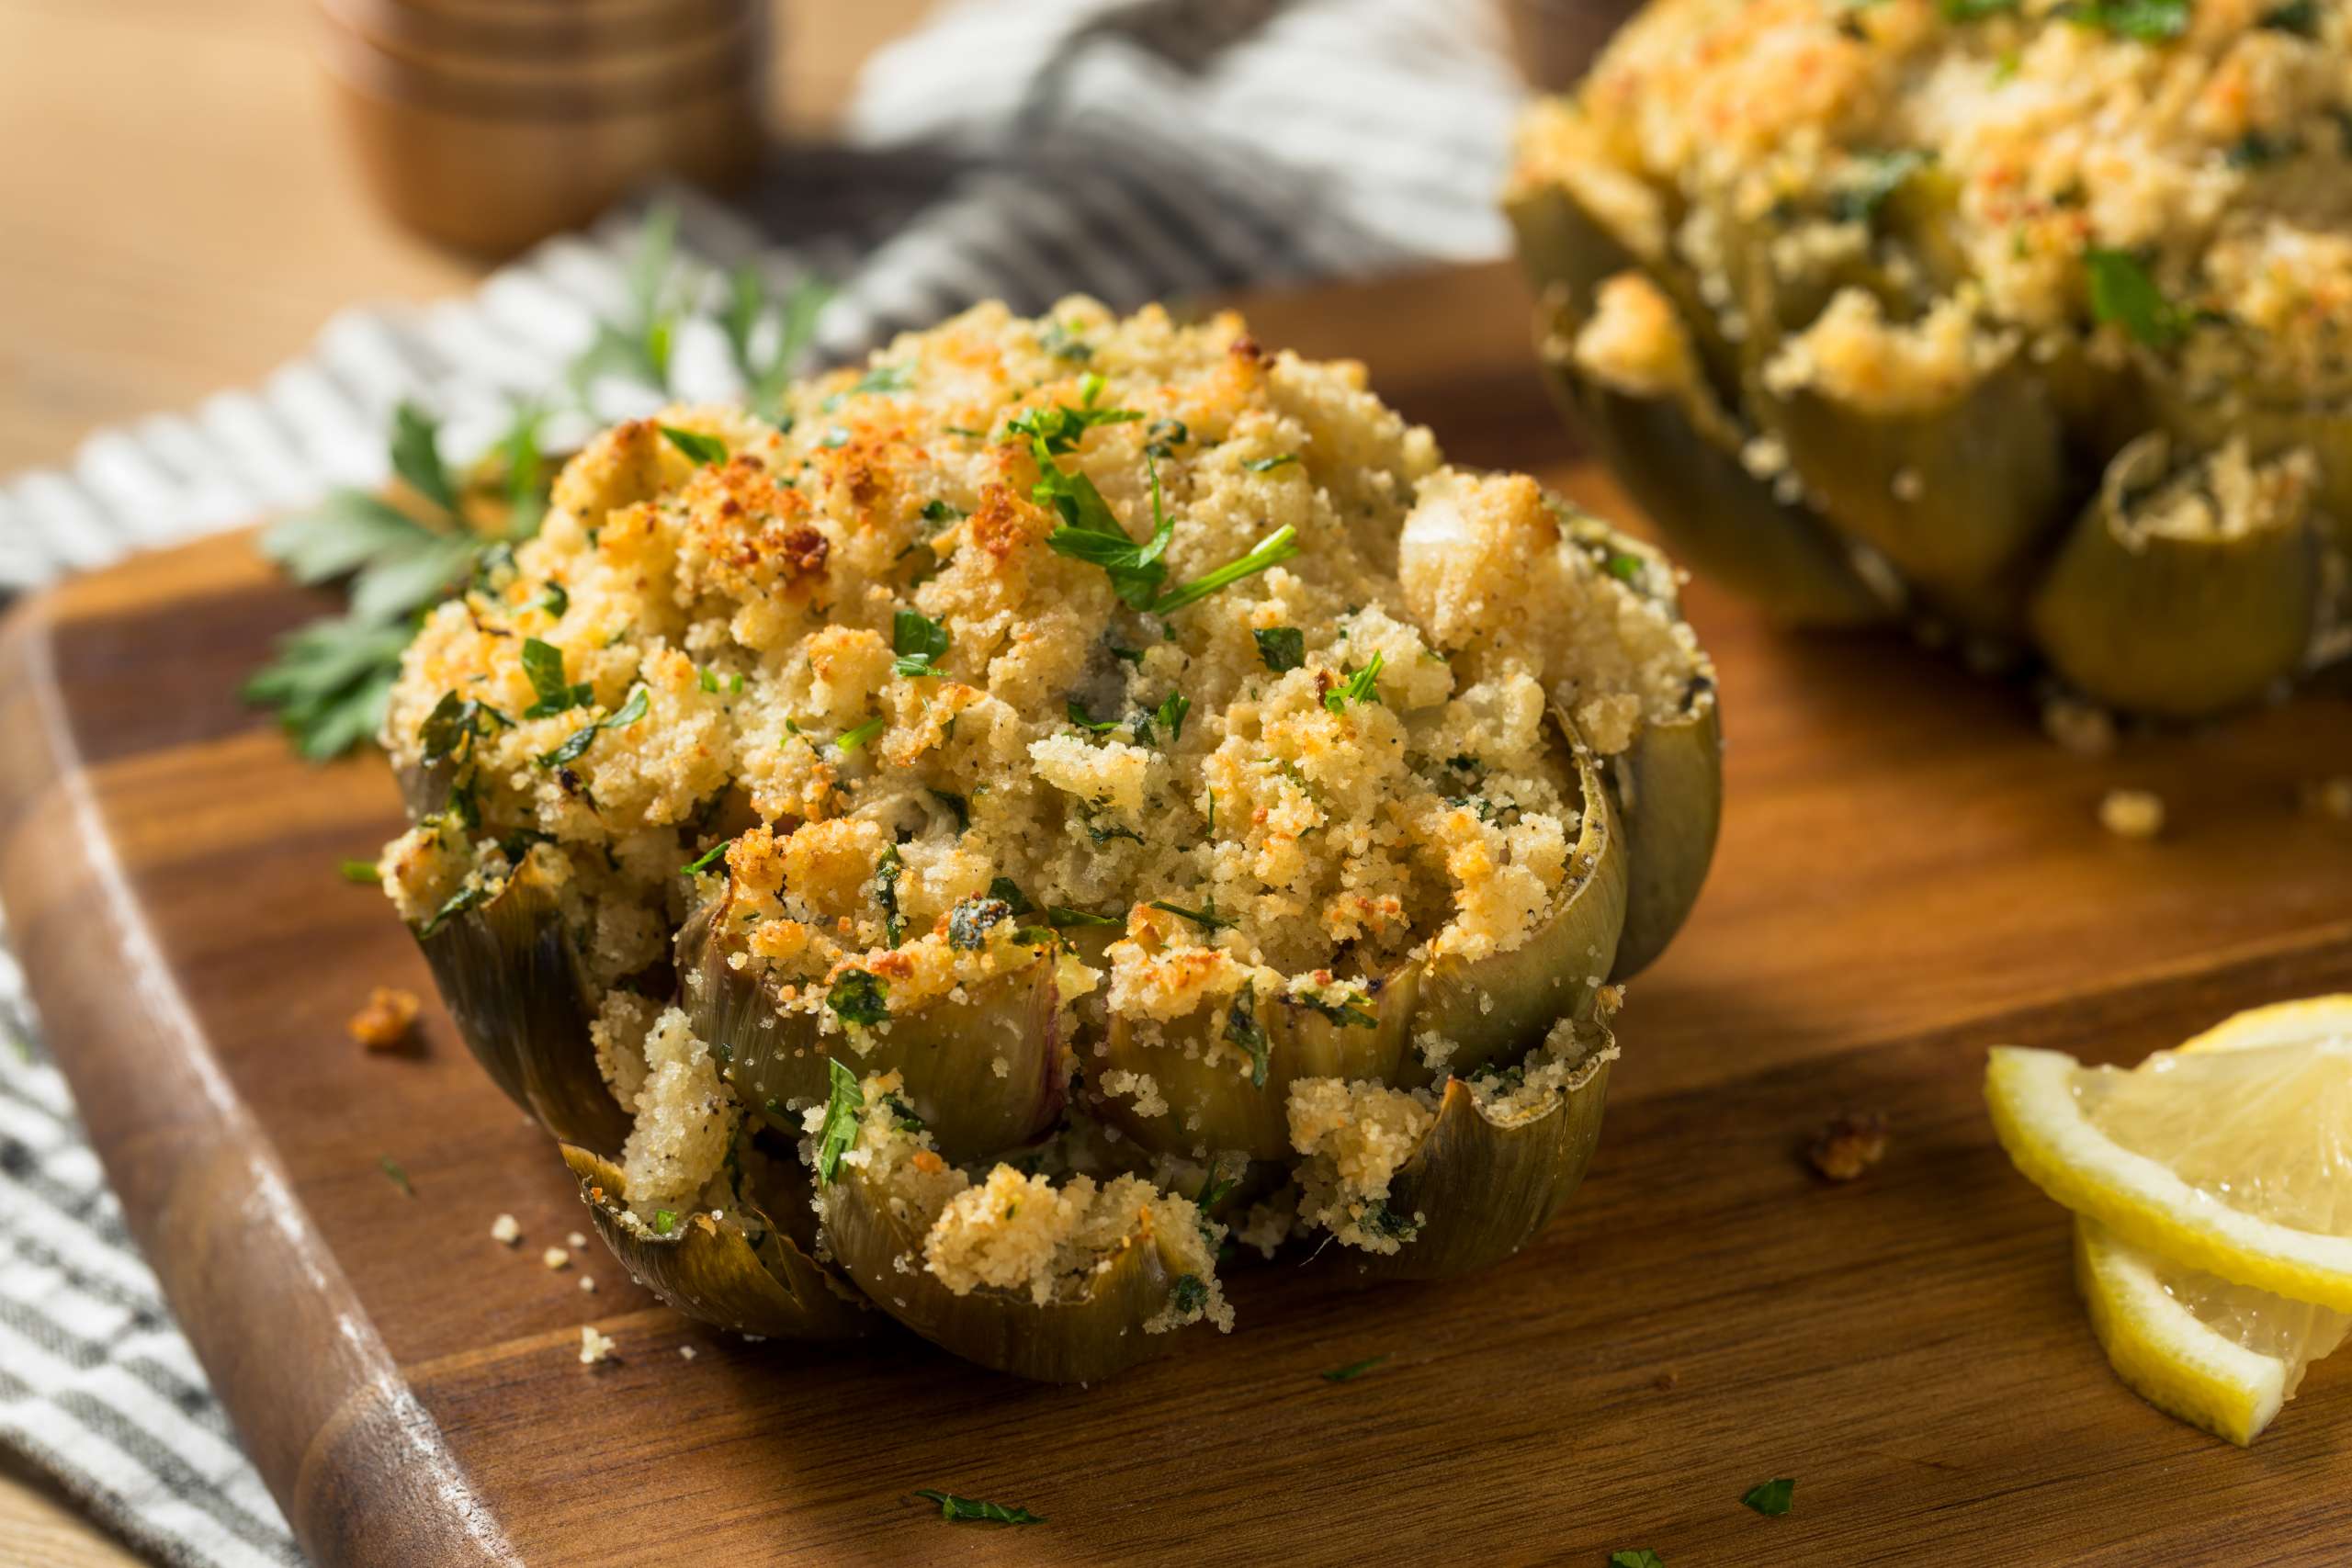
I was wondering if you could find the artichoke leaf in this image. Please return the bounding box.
[817,1111,1211,1384]
[1090,712,1627,1158]
[561,1144,867,1341]
[1604,682,1721,979]
[1338,1010,1617,1284]
[1533,289,1895,626]
[413,864,630,1152]
[2028,433,2322,718]
[679,897,1064,1163]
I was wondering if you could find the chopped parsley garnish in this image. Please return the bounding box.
[989,876,1036,916]
[1603,550,1646,583]
[1144,417,1190,457]
[1322,651,1385,714]
[417,882,492,938]
[1150,899,1234,931]
[1013,395,1299,614]
[1610,1552,1667,1568]
[831,714,886,754]
[1828,149,1932,225]
[913,1491,1045,1526]
[1243,453,1300,472]
[1225,984,1270,1088]
[339,859,381,885]
[892,608,951,678]
[520,637,592,717]
[929,788,971,832]
[828,971,889,1031]
[651,1209,679,1235]
[2058,0,2188,38]
[1066,699,1125,736]
[1195,1163,1238,1213]
[1038,319,1092,362]
[1151,690,1191,744]
[2085,248,2198,349]
[533,683,650,768]
[1295,987,1379,1029]
[948,897,1011,950]
[1939,0,2018,17]
[919,498,967,526]
[659,425,727,466]
[2259,0,2318,30]
[680,837,735,876]
[419,691,511,767]
[846,363,913,399]
[537,580,569,618]
[1046,906,1119,928]
[1253,626,1306,672]
[875,845,905,946]
[1170,1274,1209,1314]
[815,1058,865,1181]
[389,400,459,514]
[1319,1354,1389,1383]
[378,1156,413,1196]
[1741,1478,1797,1517]
[2227,130,2287,168]
[1083,819,1145,846]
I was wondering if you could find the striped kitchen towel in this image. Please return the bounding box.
[0,1,1523,1562]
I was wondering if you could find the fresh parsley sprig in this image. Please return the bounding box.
[816,1056,864,1180]
[912,1491,1045,1526]
[893,609,950,678]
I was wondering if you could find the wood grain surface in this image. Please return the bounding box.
[5,259,2352,1565]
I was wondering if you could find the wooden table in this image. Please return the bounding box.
[0,4,931,1560]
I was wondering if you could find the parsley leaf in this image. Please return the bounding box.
[1170,1274,1209,1314]
[1828,149,1932,224]
[379,1156,413,1196]
[660,425,728,466]
[1253,626,1306,672]
[1225,983,1270,1088]
[651,1208,679,1235]
[875,845,905,946]
[1939,0,2018,17]
[520,637,592,717]
[913,1491,1045,1526]
[723,261,833,422]
[2260,0,2318,30]
[988,876,1035,916]
[929,788,970,832]
[1046,906,1118,928]
[1295,987,1379,1029]
[831,714,886,754]
[2085,248,2198,348]
[1320,1354,1389,1383]
[243,616,415,761]
[339,859,381,884]
[1741,1478,1797,1517]
[1322,651,1385,714]
[828,971,889,1031]
[1150,899,1234,931]
[533,683,650,768]
[390,400,459,515]
[1153,690,1191,744]
[1148,525,1299,614]
[680,837,735,876]
[1610,1552,1667,1568]
[892,608,951,677]
[816,1059,865,1180]
[1243,453,1300,473]
[2060,0,2188,38]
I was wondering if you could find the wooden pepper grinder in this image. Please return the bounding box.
[316,0,772,254]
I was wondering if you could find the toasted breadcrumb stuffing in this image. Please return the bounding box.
[578,1325,616,1365]
[491,1213,521,1246]
[542,1247,571,1270]
[579,1276,597,1293]
[2098,788,2165,840]
[568,1231,588,1249]
[679,1345,699,1361]
[1808,1111,1890,1182]
[1288,1077,1437,1255]
[346,987,419,1050]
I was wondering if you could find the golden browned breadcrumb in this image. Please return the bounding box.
[346,986,420,1050]
[1808,1111,1890,1181]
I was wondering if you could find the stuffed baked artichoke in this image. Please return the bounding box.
[375,299,1720,1381]
[1509,0,2351,717]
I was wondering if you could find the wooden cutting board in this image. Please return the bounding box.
[6,262,2352,1568]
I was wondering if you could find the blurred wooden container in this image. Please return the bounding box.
[1503,0,1640,91]
[318,0,770,254]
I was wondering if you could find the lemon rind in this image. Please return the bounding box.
[1985,1046,2352,1313]
[2177,995,2352,1056]
[2074,1217,2284,1447]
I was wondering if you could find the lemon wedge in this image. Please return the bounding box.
[1985,1022,2352,1312]
[2075,1218,2348,1444]
[1989,996,2352,1442]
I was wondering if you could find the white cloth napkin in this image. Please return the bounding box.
[0,3,1521,1562]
